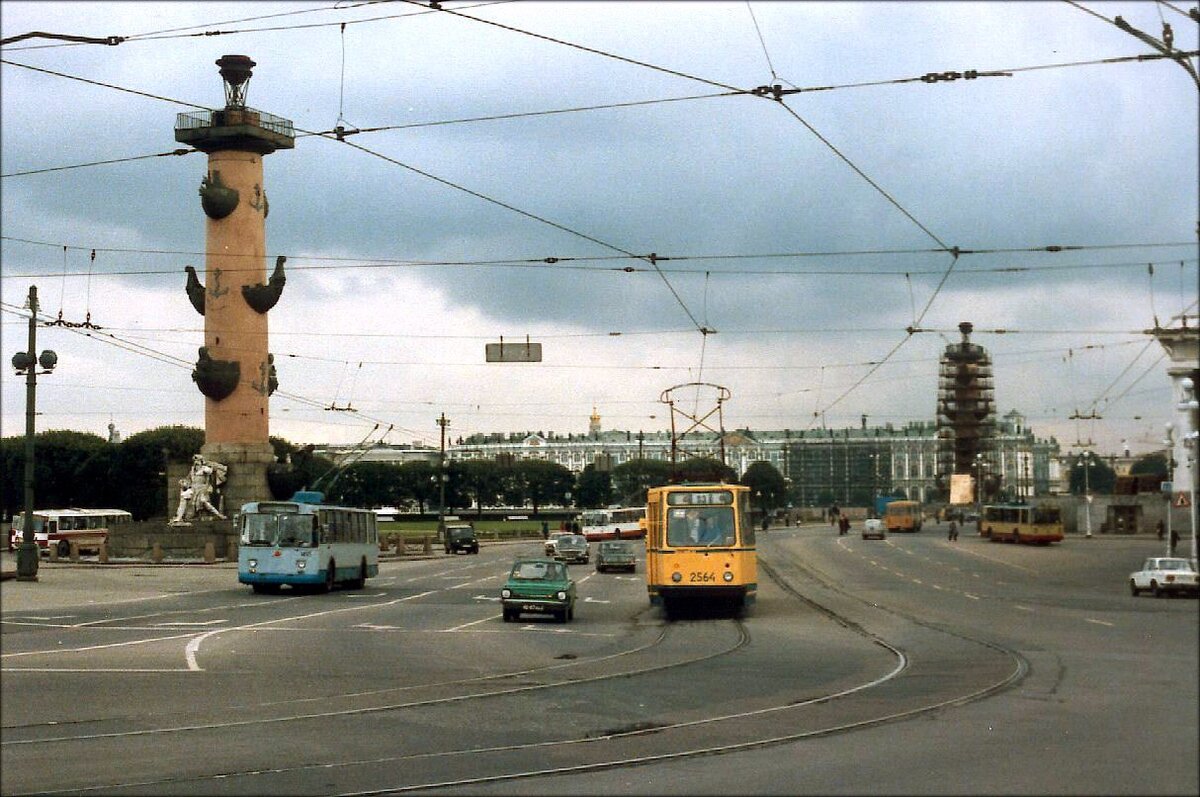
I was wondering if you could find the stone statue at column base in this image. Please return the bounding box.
[170,454,229,525]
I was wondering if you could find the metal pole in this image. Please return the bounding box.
[1083,454,1093,538]
[437,413,448,541]
[16,286,41,581]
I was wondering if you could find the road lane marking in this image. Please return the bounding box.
[185,590,437,671]
[443,615,495,631]
[156,620,226,627]
[1085,618,1114,627]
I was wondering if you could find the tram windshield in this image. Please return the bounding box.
[667,506,735,547]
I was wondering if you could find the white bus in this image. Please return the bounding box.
[8,509,132,557]
[580,506,646,541]
[237,491,379,594]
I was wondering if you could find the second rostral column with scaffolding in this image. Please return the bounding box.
[174,55,294,512]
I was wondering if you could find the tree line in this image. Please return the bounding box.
[1,425,790,521]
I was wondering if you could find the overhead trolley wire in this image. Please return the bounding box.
[330,135,708,333]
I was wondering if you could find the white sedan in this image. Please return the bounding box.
[861,518,886,540]
[1129,557,1199,598]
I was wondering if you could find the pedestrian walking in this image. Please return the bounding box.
[1156,519,1164,540]
[838,515,850,536]
[948,520,958,541]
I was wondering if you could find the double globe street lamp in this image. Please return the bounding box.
[11,285,58,581]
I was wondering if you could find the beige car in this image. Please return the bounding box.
[544,531,571,557]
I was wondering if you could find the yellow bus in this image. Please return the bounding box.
[883,500,923,533]
[981,503,1063,544]
[644,482,756,616]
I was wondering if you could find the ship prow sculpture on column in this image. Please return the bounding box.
[175,54,295,513]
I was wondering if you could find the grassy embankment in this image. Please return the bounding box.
[378,518,548,544]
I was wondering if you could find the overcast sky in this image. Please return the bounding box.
[1,1,1196,458]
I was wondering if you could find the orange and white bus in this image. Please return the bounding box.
[579,506,646,541]
[8,509,132,557]
[883,500,923,533]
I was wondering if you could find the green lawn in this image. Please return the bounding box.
[379,518,550,542]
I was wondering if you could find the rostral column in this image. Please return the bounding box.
[174,55,294,512]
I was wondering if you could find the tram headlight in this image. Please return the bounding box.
[501,588,512,599]
[722,571,734,582]
[671,571,682,583]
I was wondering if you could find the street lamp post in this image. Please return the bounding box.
[1177,377,1199,568]
[1081,451,1094,539]
[11,286,57,582]
[1164,423,1176,557]
[974,453,985,528]
[436,413,449,541]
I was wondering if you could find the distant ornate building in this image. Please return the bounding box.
[315,409,1059,508]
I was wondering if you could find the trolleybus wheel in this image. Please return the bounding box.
[348,559,367,590]
[57,539,70,558]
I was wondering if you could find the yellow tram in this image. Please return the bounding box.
[644,482,757,615]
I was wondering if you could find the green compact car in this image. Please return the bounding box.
[500,557,576,622]
[595,540,637,573]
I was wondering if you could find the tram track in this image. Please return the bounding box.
[4,539,1026,796]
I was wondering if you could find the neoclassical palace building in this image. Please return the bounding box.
[317,407,1061,507]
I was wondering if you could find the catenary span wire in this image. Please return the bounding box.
[0,302,422,438]
[329,136,707,333]
[6,234,1190,279]
[3,54,1191,173]
[1154,1,1195,20]
[413,2,960,412]
[745,1,779,82]
[0,0,512,51]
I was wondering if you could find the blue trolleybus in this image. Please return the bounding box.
[237,491,379,593]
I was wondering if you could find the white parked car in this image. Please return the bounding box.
[861,518,886,540]
[1129,557,1199,598]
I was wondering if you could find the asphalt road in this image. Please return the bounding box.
[1,525,1196,795]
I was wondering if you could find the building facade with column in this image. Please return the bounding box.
[315,409,1060,507]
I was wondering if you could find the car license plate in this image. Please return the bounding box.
[521,603,549,612]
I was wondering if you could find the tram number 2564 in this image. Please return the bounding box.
[689,571,717,583]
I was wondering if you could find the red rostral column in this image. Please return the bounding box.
[175,55,294,511]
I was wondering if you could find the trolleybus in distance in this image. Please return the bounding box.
[237,491,378,593]
[579,506,647,541]
[980,503,1063,544]
[883,499,922,533]
[8,508,131,557]
[644,482,756,616]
